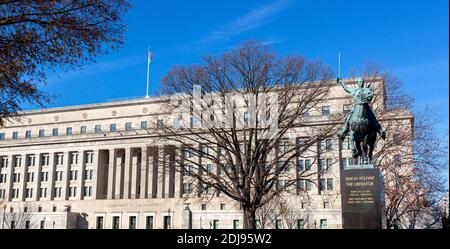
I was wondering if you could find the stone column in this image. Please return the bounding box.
[33,153,42,201]
[107,149,116,199]
[91,149,100,199]
[130,150,139,199]
[140,146,148,199]
[114,151,123,199]
[48,152,56,200]
[123,148,132,199]
[5,154,14,201]
[157,146,165,198]
[77,151,86,200]
[19,153,27,201]
[61,151,71,200]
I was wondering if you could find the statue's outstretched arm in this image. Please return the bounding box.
[337,78,353,94]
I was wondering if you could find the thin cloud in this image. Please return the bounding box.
[178,0,292,51]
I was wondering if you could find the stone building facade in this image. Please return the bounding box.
[0,77,413,229]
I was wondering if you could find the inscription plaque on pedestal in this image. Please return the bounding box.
[340,167,383,229]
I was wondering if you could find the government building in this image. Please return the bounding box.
[0,77,413,229]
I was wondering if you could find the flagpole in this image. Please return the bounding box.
[145,48,150,98]
[338,50,341,79]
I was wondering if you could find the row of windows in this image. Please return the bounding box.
[0,169,94,184]
[0,120,156,140]
[0,152,94,168]
[274,178,334,192]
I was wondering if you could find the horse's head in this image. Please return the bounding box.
[360,87,374,103]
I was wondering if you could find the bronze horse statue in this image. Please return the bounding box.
[337,78,386,164]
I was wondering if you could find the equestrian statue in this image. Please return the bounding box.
[337,77,386,164]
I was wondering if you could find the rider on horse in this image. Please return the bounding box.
[337,77,386,142]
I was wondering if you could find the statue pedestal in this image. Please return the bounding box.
[340,165,384,229]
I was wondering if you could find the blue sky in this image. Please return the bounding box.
[31,0,448,136]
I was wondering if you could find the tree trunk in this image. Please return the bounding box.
[243,207,257,229]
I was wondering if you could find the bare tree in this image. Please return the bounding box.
[155,41,339,228]
[3,203,36,229]
[355,63,448,229]
[0,0,132,126]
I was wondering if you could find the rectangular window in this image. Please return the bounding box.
[112,216,120,229]
[276,180,284,190]
[125,122,132,131]
[318,159,325,172]
[298,219,305,229]
[80,126,87,134]
[327,178,334,190]
[297,159,304,171]
[326,158,333,171]
[306,180,312,191]
[173,117,181,128]
[297,179,305,191]
[319,178,326,191]
[25,130,31,138]
[233,220,240,229]
[110,123,117,132]
[163,216,171,229]
[275,219,283,229]
[320,219,327,229]
[66,127,72,135]
[0,133,5,140]
[140,121,148,129]
[96,217,104,229]
[323,201,331,209]
[146,216,154,229]
[38,129,45,137]
[322,106,331,116]
[12,131,18,139]
[213,220,219,229]
[326,138,333,151]
[40,220,45,229]
[94,125,101,133]
[52,128,58,136]
[305,159,312,170]
[157,119,164,129]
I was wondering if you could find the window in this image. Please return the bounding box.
[184,148,194,158]
[13,173,20,182]
[38,206,42,212]
[14,156,21,167]
[25,130,31,138]
[323,201,331,209]
[277,140,289,154]
[56,154,64,165]
[42,154,49,166]
[327,178,333,190]
[244,112,251,124]
[129,216,137,229]
[95,125,101,133]
[275,219,283,229]
[302,111,310,117]
[183,183,193,194]
[85,152,94,164]
[85,169,93,180]
[297,179,305,191]
[220,203,225,210]
[157,119,164,129]
[305,159,312,170]
[125,122,132,131]
[306,180,312,191]
[173,117,181,128]
[318,159,325,172]
[319,178,326,191]
[12,131,18,139]
[70,170,78,181]
[110,124,117,132]
[207,164,213,174]
[201,204,207,210]
[96,216,104,229]
[276,180,285,190]
[297,159,304,171]
[212,220,219,229]
[326,158,333,171]
[233,220,240,229]
[52,205,57,212]
[140,121,148,129]
[39,188,47,198]
[320,219,327,229]
[66,127,72,135]
[146,216,154,229]
[71,153,79,165]
[393,133,401,146]
[26,188,33,198]
[40,172,48,182]
[80,126,87,134]
[52,128,58,136]
[0,133,5,140]
[40,220,45,229]
[12,188,19,198]
[163,216,171,229]
[27,172,34,182]
[54,187,62,198]
[83,186,92,197]
[112,216,120,229]
[298,219,305,229]
[322,106,331,116]
[27,155,36,167]
[325,138,333,151]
